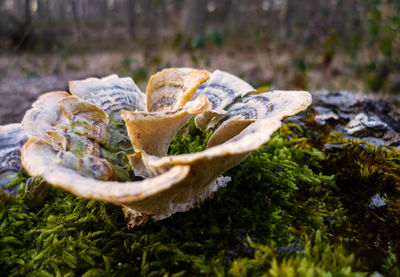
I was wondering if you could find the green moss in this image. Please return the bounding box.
[168,130,211,155]
[229,230,364,277]
[1,124,399,276]
[322,133,400,274]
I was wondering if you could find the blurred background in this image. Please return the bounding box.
[0,0,399,123]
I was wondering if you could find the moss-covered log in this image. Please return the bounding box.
[1,90,400,276]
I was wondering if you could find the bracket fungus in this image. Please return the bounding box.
[0,68,311,226]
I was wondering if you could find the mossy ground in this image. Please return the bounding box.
[1,123,399,276]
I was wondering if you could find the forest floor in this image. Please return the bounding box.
[0,46,369,124]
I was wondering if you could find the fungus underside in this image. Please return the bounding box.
[0,123,399,276]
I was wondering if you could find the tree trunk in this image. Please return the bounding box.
[217,0,232,22]
[102,0,108,21]
[142,0,159,64]
[45,0,51,23]
[70,0,83,40]
[181,0,207,44]
[173,0,184,12]
[284,0,294,38]
[81,0,88,19]
[25,0,31,22]
[127,0,136,38]
[100,0,110,36]
[37,0,50,23]
[57,0,66,21]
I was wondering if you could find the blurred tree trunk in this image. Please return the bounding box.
[37,0,50,23]
[57,0,66,21]
[306,0,321,39]
[25,0,31,22]
[173,0,184,11]
[253,0,265,36]
[70,0,84,40]
[218,0,232,22]
[227,0,243,33]
[82,0,89,19]
[166,0,183,34]
[181,0,207,46]
[127,0,136,38]
[347,0,362,36]
[102,0,109,21]
[143,0,159,39]
[158,0,169,33]
[101,0,110,36]
[15,0,24,17]
[284,0,295,38]
[142,0,159,64]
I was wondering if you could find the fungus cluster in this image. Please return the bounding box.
[0,68,311,226]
